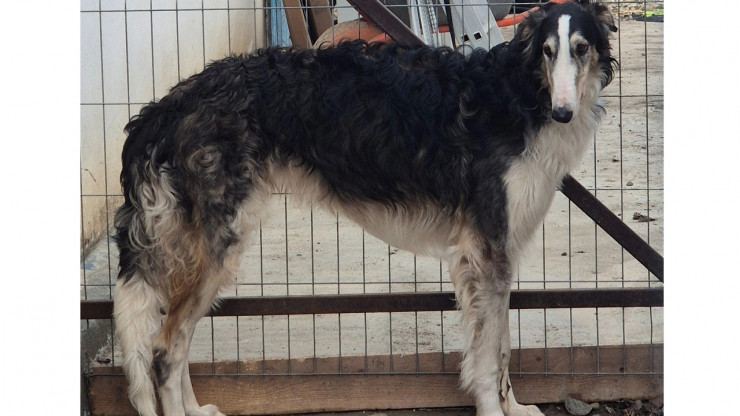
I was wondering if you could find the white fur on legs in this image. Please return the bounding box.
[502,368,544,416]
[156,300,218,416]
[448,238,544,416]
[154,259,239,416]
[456,278,544,416]
[182,360,226,416]
[509,406,544,416]
[191,405,226,416]
[113,277,164,416]
[158,362,224,416]
[451,251,512,416]
[495,324,544,416]
[157,333,189,416]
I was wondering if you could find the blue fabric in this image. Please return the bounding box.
[270,0,292,47]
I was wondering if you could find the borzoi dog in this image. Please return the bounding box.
[113,1,617,415]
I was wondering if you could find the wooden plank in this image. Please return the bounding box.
[306,0,333,43]
[283,0,311,49]
[88,346,662,415]
[89,373,470,416]
[91,345,662,376]
[90,351,462,377]
[81,288,664,320]
[513,344,664,375]
[88,373,662,415]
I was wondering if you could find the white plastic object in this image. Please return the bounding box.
[447,0,505,50]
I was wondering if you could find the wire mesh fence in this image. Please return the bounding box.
[80,0,663,412]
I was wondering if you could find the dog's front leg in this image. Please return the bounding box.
[501,366,544,416]
[497,270,544,416]
[450,250,543,416]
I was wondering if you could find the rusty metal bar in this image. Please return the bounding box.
[560,175,664,282]
[82,300,114,320]
[81,288,663,320]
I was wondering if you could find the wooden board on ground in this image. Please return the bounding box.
[88,345,663,415]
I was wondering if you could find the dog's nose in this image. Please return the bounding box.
[552,107,573,123]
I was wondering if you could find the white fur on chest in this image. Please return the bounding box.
[504,113,598,258]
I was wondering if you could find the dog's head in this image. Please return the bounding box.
[517,0,618,123]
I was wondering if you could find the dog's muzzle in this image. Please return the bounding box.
[552,106,573,123]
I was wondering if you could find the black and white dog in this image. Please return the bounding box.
[113,1,617,415]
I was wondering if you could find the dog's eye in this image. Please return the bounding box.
[576,43,589,56]
[543,45,553,58]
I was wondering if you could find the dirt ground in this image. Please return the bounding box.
[304,400,664,416]
[539,400,663,416]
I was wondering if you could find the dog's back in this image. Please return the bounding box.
[118,40,543,222]
[115,40,541,283]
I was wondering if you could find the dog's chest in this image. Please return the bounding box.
[503,120,594,255]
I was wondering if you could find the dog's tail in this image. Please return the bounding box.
[113,273,162,416]
[112,99,174,416]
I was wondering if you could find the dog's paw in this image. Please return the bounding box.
[508,404,544,416]
[201,404,226,416]
[186,404,226,416]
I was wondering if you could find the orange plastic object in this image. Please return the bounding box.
[313,20,390,47]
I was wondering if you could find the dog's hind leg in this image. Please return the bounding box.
[151,265,228,416]
[157,206,261,416]
[114,275,165,416]
[151,230,247,416]
[450,238,543,416]
[181,361,225,416]
[178,242,252,416]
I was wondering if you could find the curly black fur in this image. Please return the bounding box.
[116,43,538,278]
[115,1,617,283]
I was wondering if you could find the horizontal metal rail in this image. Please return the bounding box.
[81,288,663,320]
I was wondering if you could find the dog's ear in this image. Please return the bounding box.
[586,1,618,33]
[515,7,548,64]
[516,6,547,48]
